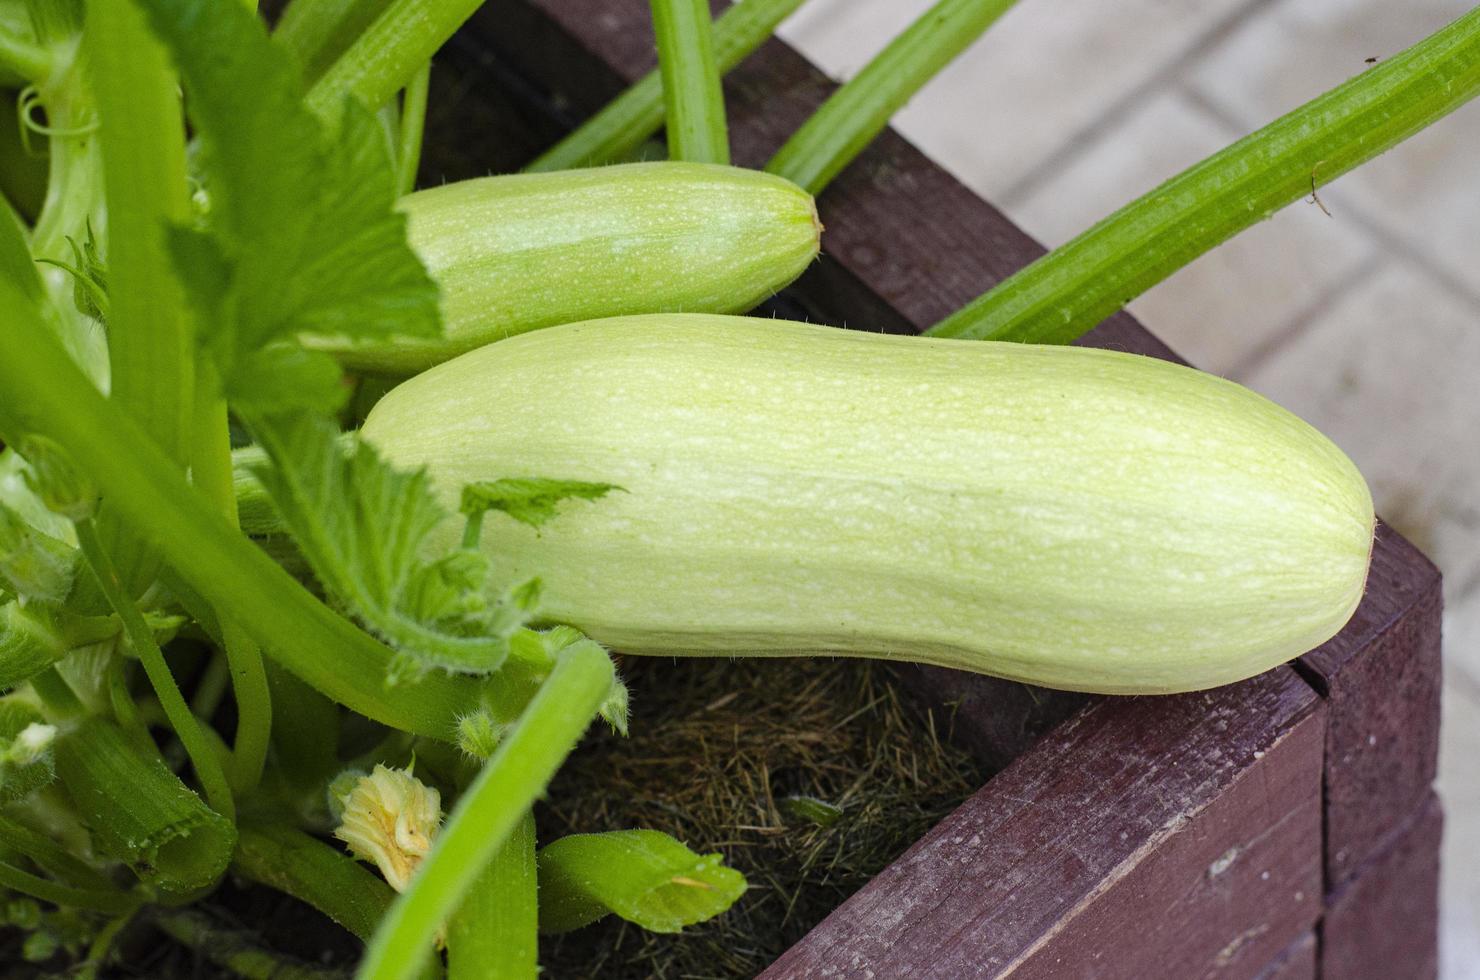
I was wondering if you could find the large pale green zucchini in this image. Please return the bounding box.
[361,314,1373,695]
[308,163,820,374]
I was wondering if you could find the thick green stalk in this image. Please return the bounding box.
[274,0,397,84]
[306,0,481,117]
[234,823,394,941]
[446,810,537,979]
[357,643,614,980]
[397,61,431,196]
[767,0,1017,194]
[929,5,1480,343]
[75,518,235,820]
[649,0,729,163]
[190,368,272,797]
[527,0,805,172]
[0,282,491,738]
[85,0,192,465]
[0,29,50,84]
[0,192,42,300]
[53,715,236,893]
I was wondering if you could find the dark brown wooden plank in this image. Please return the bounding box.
[1320,793,1443,980]
[760,669,1324,980]
[1254,932,1316,980]
[1298,528,1443,889]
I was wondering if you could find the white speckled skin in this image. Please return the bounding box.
[311,163,819,375]
[362,314,1374,695]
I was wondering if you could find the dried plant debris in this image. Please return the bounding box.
[539,657,989,979]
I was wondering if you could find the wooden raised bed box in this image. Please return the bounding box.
[422,3,1445,976]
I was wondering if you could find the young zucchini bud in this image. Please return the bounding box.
[363,314,1375,696]
[306,163,820,375]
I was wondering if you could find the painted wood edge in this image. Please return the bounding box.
[1319,792,1443,980]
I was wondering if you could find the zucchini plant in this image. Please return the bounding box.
[0,0,1474,976]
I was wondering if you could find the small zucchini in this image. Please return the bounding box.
[361,314,1373,695]
[308,163,820,374]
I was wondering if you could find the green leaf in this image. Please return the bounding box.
[0,505,77,605]
[461,478,622,531]
[136,0,440,414]
[538,829,746,934]
[34,222,109,323]
[246,415,537,677]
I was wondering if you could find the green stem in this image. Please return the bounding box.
[79,906,137,978]
[928,5,1480,343]
[649,0,728,164]
[0,189,42,301]
[190,366,273,797]
[85,0,192,465]
[189,651,231,719]
[0,29,51,85]
[767,0,1017,194]
[234,823,394,941]
[527,0,805,172]
[74,518,236,821]
[305,0,481,118]
[153,908,344,980]
[0,283,495,738]
[274,0,397,85]
[356,643,614,980]
[397,61,431,196]
[0,858,138,914]
[446,810,537,979]
[53,715,236,893]
[0,814,117,893]
[107,654,154,751]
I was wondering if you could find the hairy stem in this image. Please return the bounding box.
[446,810,537,979]
[767,0,1017,194]
[397,61,431,196]
[274,0,396,84]
[649,0,728,164]
[929,5,1480,343]
[75,518,236,820]
[190,365,273,797]
[306,0,482,117]
[85,0,193,465]
[527,0,805,172]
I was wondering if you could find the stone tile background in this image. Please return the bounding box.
[777,2,1479,975]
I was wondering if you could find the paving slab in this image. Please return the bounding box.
[1004,87,1374,376]
[1186,0,1480,298]
[778,0,1253,199]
